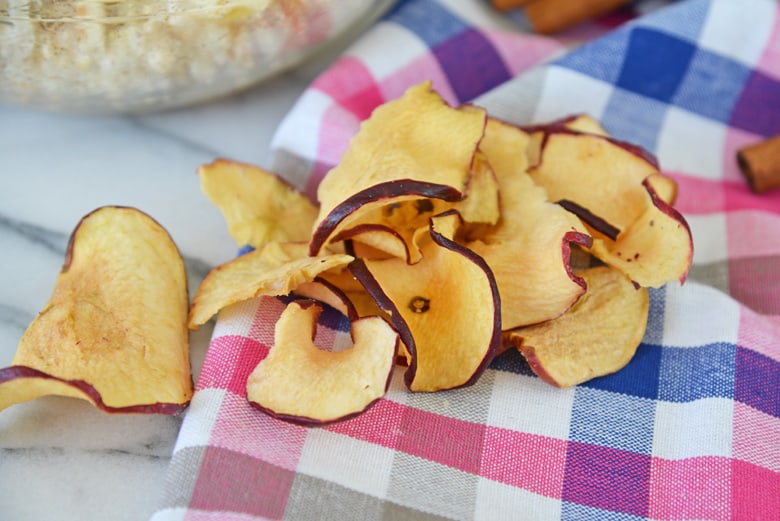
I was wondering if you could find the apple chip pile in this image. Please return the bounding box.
[190,81,692,425]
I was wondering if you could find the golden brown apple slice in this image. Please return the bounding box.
[316,269,389,320]
[332,198,447,264]
[588,179,693,287]
[340,151,500,264]
[452,150,501,227]
[199,158,318,249]
[523,114,610,136]
[506,266,649,388]
[351,211,501,392]
[292,278,356,320]
[561,114,609,136]
[529,131,661,230]
[469,118,592,329]
[527,117,676,205]
[529,131,692,286]
[188,241,353,329]
[310,81,487,255]
[0,206,192,413]
[246,300,398,425]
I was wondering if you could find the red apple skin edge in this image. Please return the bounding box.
[350,209,503,391]
[0,366,190,415]
[310,180,464,256]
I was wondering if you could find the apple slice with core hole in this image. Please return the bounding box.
[350,210,501,392]
[246,300,398,425]
[0,206,192,413]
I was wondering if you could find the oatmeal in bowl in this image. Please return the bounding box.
[0,0,394,113]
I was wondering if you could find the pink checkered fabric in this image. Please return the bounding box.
[151,1,780,520]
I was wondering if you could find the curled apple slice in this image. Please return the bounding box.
[522,113,609,136]
[246,300,398,425]
[452,150,501,227]
[561,114,609,136]
[199,158,318,249]
[506,266,649,388]
[332,197,448,264]
[292,278,356,320]
[188,241,353,329]
[646,172,678,205]
[588,178,693,286]
[529,131,692,286]
[1,206,192,413]
[529,131,660,230]
[470,118,592,329]
[351,211,501,392]
[310,81,487,255]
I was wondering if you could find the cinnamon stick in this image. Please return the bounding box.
[737,135,780,194]
[522,0,631,34]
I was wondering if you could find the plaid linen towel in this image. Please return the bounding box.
[151,1,780,520]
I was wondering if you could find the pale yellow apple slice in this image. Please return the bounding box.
[469,118,592,329]
[351,211,501,392]
[646,172,678,205]
[0,206,192,413]
[556,118,677,205]
[529,131,692,286]
[452,150,501,227]
[246,300,398,425]
[332,197,448,264]
[199,158,318,249]
[529,131,661,229]
[310,81,487,256]
[188,241,353,329]
[506,266,649,388]
[588,179,693,287]
[561,114,609,136]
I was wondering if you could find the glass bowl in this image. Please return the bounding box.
[0,0,395,114]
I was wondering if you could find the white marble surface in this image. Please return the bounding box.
[0,46,342,521]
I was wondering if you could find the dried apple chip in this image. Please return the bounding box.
[522,114,609,137]
[0,206,192,413]
[561,114,609,136]
[333,197,449,263]
[246,300,398,425]
[529,130,692,286]
[588,178,693,287]
[646,172,678,205]
[351,211,501,392]
[292,278,356,320]
[188,241,353,329]
[310,81,487,255]
[529,117,677,205]
[506,266,649,388]
[199,158,318,249]
[469,118,592,329]
[529,131,660,230]
[452,150,501,227]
